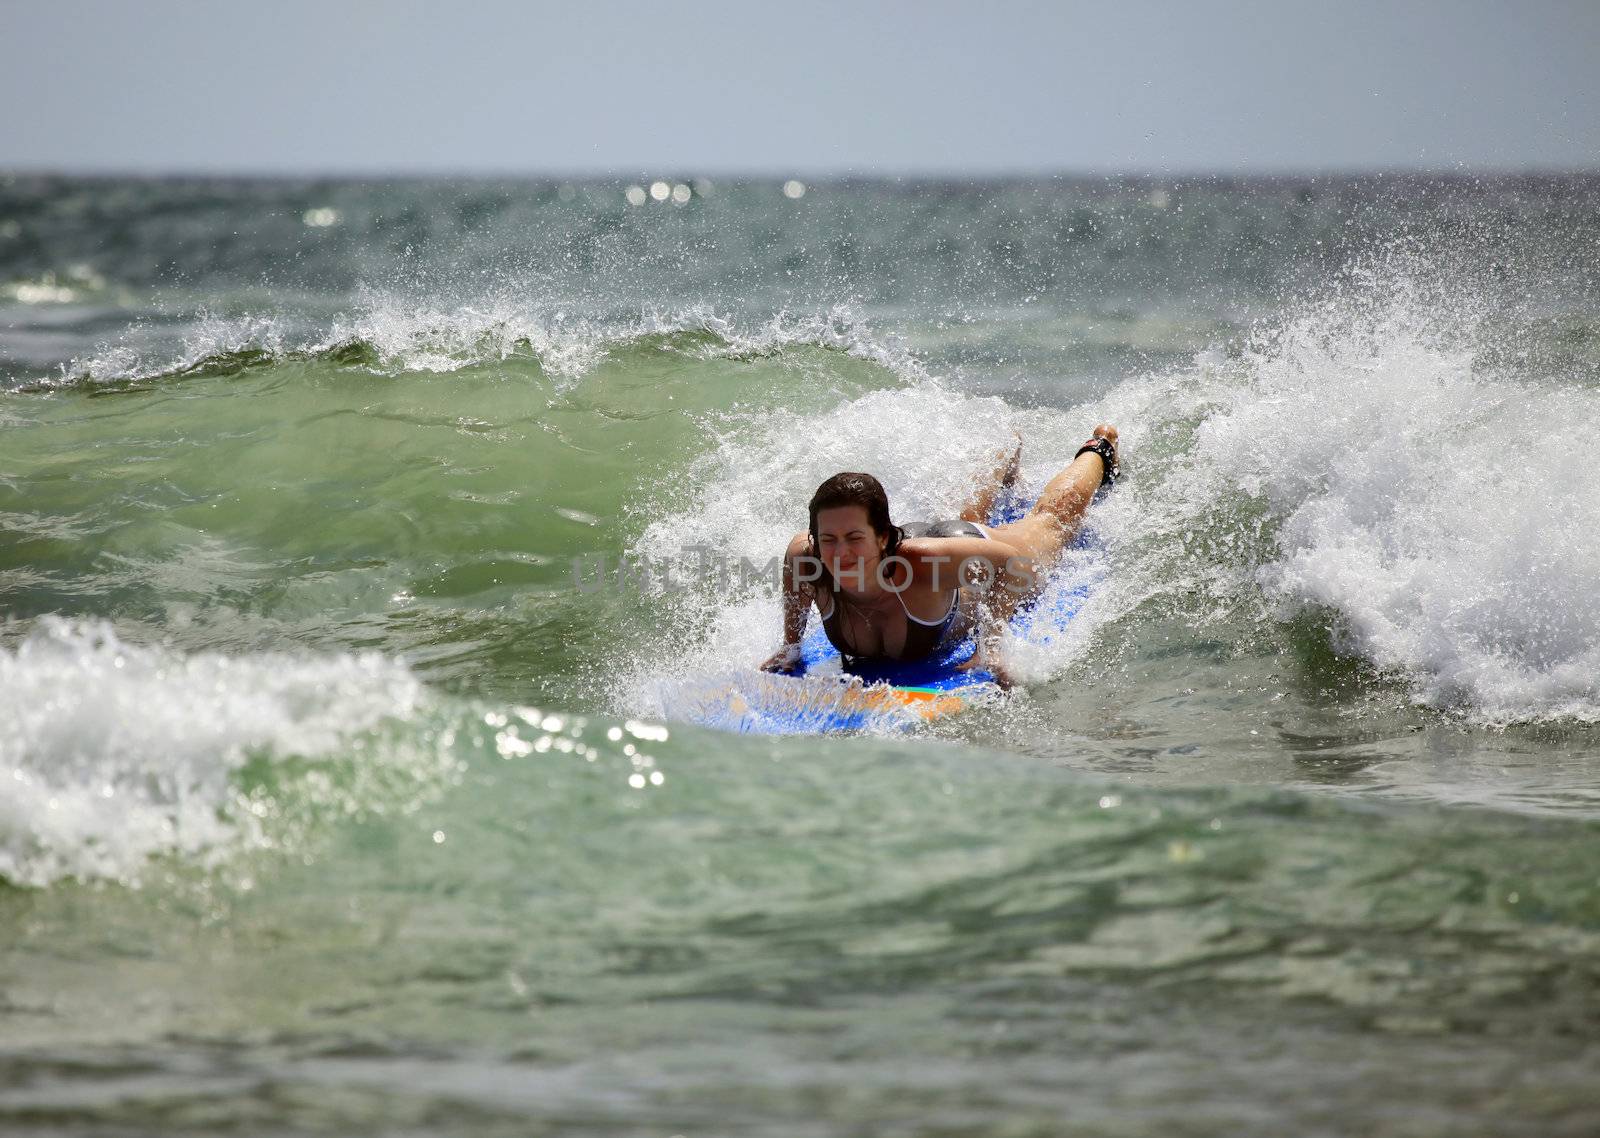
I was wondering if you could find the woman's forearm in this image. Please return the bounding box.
[781,589,809,644]
[779,551,812,645]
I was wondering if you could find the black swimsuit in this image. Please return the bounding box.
[816,519,984,662]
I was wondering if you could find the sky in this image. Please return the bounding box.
[4,0,1598,175]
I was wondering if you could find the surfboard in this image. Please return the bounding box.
[664,503,1104,735]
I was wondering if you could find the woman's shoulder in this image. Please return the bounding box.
[891,539,962,594]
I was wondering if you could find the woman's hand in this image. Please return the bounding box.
[954,646,1014,690]
[760,643,804,675]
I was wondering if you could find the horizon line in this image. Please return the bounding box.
[6,162,1600,184]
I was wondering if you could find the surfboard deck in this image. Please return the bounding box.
[667,668,975,734]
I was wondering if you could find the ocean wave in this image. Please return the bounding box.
[0,618,430,887]
[1124,248,1600,724]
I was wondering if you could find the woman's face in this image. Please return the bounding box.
[814,504,886,586]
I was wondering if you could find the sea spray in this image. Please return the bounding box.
[1107,247,1600,723]
[0,619,429,886]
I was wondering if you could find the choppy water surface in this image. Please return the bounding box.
[4,173,1600,1135]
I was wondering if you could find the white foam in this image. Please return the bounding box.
[0,619,426,887]
[331,295,929,387]
[326,291,610,378]
[62,310,288,386]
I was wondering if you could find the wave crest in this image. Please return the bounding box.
[24,303,926,392]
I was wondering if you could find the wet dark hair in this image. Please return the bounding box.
[807,472,903,558]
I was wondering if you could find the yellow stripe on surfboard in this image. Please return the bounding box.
[719,676,970,725]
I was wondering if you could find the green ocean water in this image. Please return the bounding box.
[4,174,1600,1134]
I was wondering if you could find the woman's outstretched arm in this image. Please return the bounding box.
[760,532,815,673]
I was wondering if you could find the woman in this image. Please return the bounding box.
[760,424,1119,687]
